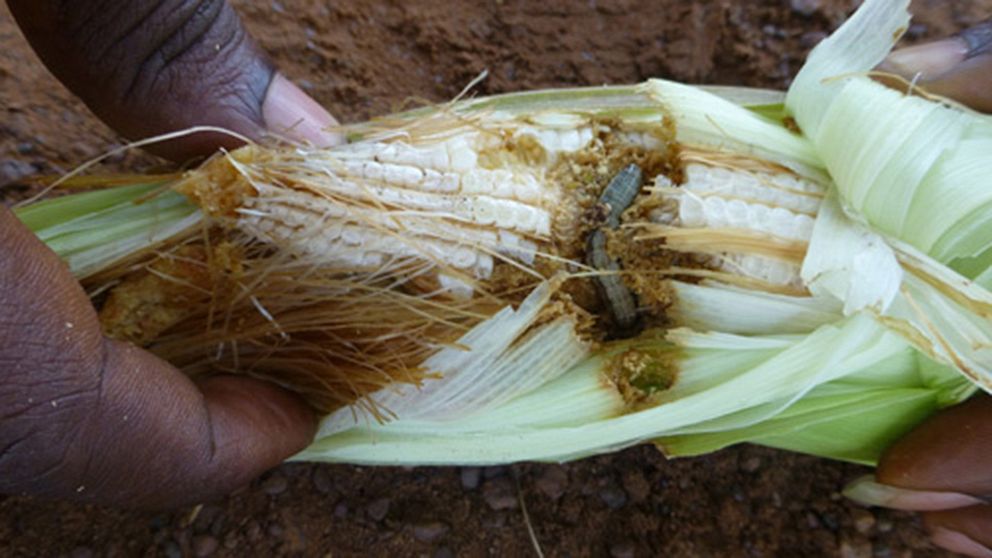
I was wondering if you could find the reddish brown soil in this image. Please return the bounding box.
[1,1,990,556]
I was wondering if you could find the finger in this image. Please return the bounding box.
[0,207,315,508]
[68,340,317,509]
[7,0,340,161]
[924,506,992,557]
[876,396,992,499]
[879,18,992,112]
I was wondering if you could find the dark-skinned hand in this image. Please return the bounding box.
[1,0,340,509]
[873,19,992,557]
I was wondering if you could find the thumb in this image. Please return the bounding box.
[72,341,319,509]
[879,18,992,112]
[7,0,341,161]
[0,206,316,509]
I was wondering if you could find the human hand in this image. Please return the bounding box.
[0,0,337,509]
[860,19,992,556]
[7,0,341,161]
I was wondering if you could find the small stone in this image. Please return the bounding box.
[0,160,36,185]
[771,492,782,508]
[367,497,391,521]
[267,523,284,537]
[223,532,239,550]
[535,467,568,501]
[460,467,481,490]
[312,467,333,494]
[790,0,821,17]
[262,474,288,496]
[742,456,762,472]
[413,521,450,543]
[806,512,821,529]
[622,471,651,504]
[334,502,349,518]
[599,484,628,510]
[610,540,636,558]
[482,478,518,510]
[839,537,873,558]
[876,519,894,533]
[853,509,876,534]
[15,142,35,155]
[762,25,785,39]
[70,547,94,558]
[192,535,219,557]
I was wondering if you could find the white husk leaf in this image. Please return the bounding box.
[316,281,590,437]
[801,192,903,315]
[786,0,912,140]
[671,280,841,335]
[785,0,992,391]
[643,80,825,177]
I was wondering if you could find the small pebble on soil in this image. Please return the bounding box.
[366,497,391,521]
[610,540,637,558]
[535,466,568,501]
[312,467,333,494]
[262,474,289,496]
[853,509,876,534]
[192,535,219,557]
[413,521,450,543]
[598,483,628,510]
[482,478,518,511]
[460,467,481,490]
[790,0,822,17]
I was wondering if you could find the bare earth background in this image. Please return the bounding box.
[1,0,991,556]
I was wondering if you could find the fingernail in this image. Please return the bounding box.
[844,475,986,511]
[931,527,992,558]
[262,74,344,148]
[880,39,970,81]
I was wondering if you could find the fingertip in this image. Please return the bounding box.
[879,38,969,82]
[262,74,345,148]
[916,54,992,113]
[878,20,992,113]
[925,507,992,557]
[199,375,318,469]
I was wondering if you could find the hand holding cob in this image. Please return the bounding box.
[1,0,331,508]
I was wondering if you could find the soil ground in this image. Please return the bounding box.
[1,0,991,556]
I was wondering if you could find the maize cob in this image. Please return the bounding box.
[15,0,992,466]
